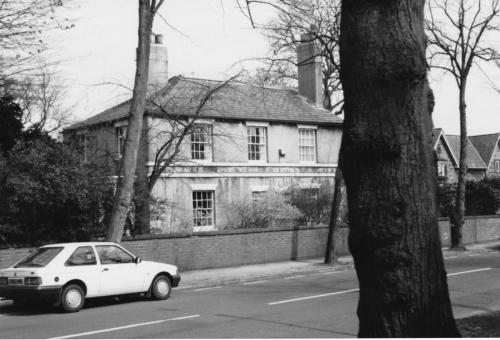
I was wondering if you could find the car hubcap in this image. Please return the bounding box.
[157,280,169,296]
[66,289,82,308]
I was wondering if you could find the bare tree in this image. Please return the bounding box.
[242,0,342,111]
[105,0,165,243]
[0,0,73,81]
[339,0,458,336]
[426,0,500,249]
[133,76,238,234]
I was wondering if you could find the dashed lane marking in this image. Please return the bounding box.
[242,280,268,285]
[268,288,360,305]
[447,268,492,277]
[194,286,222,292]
[48,314,200,339]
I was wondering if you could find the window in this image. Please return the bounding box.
[14,247,63,268]
[438,162,447,177]
[247,127,267,161]
[299,129,317,162]
[193,191,215,229]
[191,124,212,161]
[96,245,134,264]
[116,126,127,157]
[79,135,89,161]
[495,160,500,173]
[66,246,96,266]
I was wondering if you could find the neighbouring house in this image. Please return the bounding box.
[432,128,487,183]
[470,133,500,179]
[64,33,343,234]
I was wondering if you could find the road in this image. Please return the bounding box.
[0,252,499,338]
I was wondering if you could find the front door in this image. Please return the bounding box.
[95,245,145,296]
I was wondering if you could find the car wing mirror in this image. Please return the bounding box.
[134,257,142,264]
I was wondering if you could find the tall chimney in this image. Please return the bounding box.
[297,25,322,107]
[147,33,168,94]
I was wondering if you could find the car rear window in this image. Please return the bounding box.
[14,247,64,268]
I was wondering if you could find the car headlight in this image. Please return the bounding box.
[0,277,7,285]
[24,277,42,285]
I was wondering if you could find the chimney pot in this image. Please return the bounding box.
[155,34,163,44]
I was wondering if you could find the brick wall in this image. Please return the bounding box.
[1,216,499,270]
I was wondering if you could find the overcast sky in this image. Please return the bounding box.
[47,0,500,136]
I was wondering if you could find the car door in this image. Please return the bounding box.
[63,246,100,297]
[95,245,145,296]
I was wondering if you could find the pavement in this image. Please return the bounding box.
[178,240,500,290]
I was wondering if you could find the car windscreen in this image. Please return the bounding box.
[14,247,64,268]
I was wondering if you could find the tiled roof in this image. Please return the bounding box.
[65,76,343,130]
[469,133,500,166]
[445,135,487,169]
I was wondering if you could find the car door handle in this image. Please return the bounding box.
[102,268,109,272]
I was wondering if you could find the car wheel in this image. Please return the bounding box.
[60,284,85,312]
[151,275,171,300]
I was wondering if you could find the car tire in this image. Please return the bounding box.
[151,275,171,300]
[60,284,85,312]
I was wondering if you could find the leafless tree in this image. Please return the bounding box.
[0,0,73,82]
[105,0,165,243]
[426,0,500,249]
[240,0,342,112]
[133,76,239,234]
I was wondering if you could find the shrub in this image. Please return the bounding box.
[220,191,303,230]
[285,182,334,225]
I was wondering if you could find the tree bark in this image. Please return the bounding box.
[105,0,154,242]
[324,168,346,264]
[339,0,459,337]
[451,80,467,249]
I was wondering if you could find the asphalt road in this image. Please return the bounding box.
[0,252,499,338]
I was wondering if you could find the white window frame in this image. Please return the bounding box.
[116,125,127,158]
[247,126,268,162]
[495,160,500,173]
[298,128,317,163]
[79,134,89,162]
[192,190,215,232]
[190,124,212,162]
[437,162,447,177]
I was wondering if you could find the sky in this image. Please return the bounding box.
[45,0,500,136]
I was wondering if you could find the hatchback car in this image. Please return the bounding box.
[0,242,180,312]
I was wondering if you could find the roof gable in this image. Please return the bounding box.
[469,133,500,167]
[445,134,487,169]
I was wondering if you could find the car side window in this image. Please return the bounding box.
[96,245,134,265]
[65,246,97,266]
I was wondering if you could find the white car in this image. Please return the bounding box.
[0,242,180,312]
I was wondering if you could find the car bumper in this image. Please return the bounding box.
[0,285,62,301]
[171,275,181,287]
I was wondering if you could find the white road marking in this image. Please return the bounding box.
[320,271,341,275]
[194,286,222,292]
[284,275,306,279]
[447,268,492,277]
[242,280,267,285]
[268,288,359,305]
[48,314,200,339]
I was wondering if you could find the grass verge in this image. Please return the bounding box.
[457,311,500,337]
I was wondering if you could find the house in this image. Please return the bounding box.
[432,128,487,183]
[64,33,343,234]
[470,133,500,178]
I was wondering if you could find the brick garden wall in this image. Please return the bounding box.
[1,216,499,270]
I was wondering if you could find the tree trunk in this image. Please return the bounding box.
[105,1,154,243]
[324,168,346,264]
[339,0,459,337]
[451,80,467,249]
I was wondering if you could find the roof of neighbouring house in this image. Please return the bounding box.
[469,133,500,167]
[445,134,487,169]
[65,76,343,131]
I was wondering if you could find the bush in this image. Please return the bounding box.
[285,182,334,225]
[220,191,303,230]
[0,136,114,246]
[438,179,500,217]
